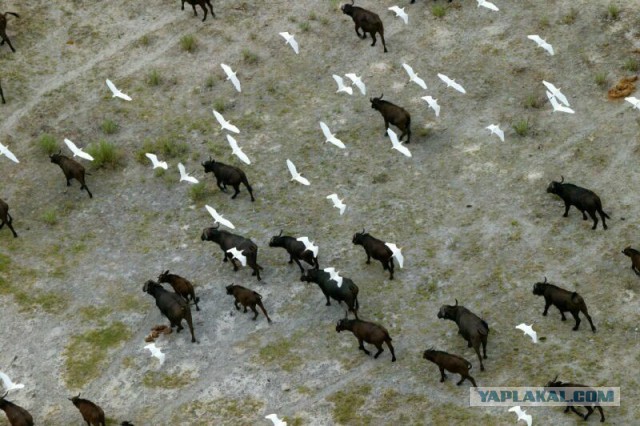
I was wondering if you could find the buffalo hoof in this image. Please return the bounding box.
[480,366,485,371]
[484,355,488,359]
[191,337,196,343]
[572,327,579,331]
[542,312,548,316]
[391,357,396,362]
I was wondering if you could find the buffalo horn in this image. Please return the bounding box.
[560,176,564,183]
[454,299,458,306]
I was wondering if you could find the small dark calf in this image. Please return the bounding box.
[437,300,489,371]
[49,151,92,198]
[546,176,609,230]
[336,318,396,362]
[622,246,640,277]
[0,12,19,53]
[0,198,18,238]
[158,270,200,311]
[300,268,359,318]
[546,376,605,422]
[269,231,319,274]
[226,284,272,322]
[370,94,411,144]
[181,0,215,21]
[423,349,476,387]
[0,392,33,426]
[201,157,254,201]
[352,229,394,279]
[143,280,196,342]
[532,277,596,332]
[68,394,105,426]
[341,1,388,53]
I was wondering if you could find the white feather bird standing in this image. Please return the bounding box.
[477,0,499,11]
[542,80,570,107]
[64,138,94,161]
[323,267,343,287]
[227,247,247,266]
[388,6,409,24]
[212,110,240,134]
[625,96,640,110]
[515,323,538,343]
[105,79,132,101]
[279,32,299,54]
[546,91,575,114]
[296,237,319,257]
[402,63,427,90]
[0,142,19,163]
[205,205,235,229]
[178,163,199,184]
[319,121,346,149]
[221,63,241,93]
[387,128,412,158]
[332,74,353,95]
[286,159,310,186]
[421,96,440,117]
[437,73,466,94]
[384,242,404,268]
[144,343,165,365]
[508,406,532,426]
[265,414,287,426]
[527,35,554,55]
[345,73,366,95]
[326,193,346,215]
[0,372,25,391]
[486,124,505,142]
[226,134,251,165]
[145,153,168,170]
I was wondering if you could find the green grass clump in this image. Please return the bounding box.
[298,21,310,32]
[432,5,446,18]
[623,58,639,72]
[41,208,58,225]
[607,4,620,20]
[171,397,264,425]
[212,99,225,112]
[188,182,209,202]
[594,72,608,87]
[101,118,118,135]
[63,322,132,388]
[38,133,59,154]
[561,8,578,25]
[180,35,197,52]
[242,49,259,65]
[524,94,541,109]
[256,336,303,372]
[327,384,372,425]
[147,69,161,86]
[513,119,530,137]
[142,370,196,389]
[87,140,122,168]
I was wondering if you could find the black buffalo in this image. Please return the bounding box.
[546,176,609,230]
[201,225,263,281]
[437,300,489,371]
[301,268,359,318]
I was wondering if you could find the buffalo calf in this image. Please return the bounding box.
[69,394,105,426]
[226,284,272,322]
[269,231,319,274]
[423,349,476,386]
[202,158,255,201]
[201,225,263,281]
[158,270,200,311]
[546,376,605,422]
[622,246,640,277]
[336,318,396,362]
[49,151,93,198]
[533,277,596,332]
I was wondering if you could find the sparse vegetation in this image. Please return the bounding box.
[142,370,196,389]
[147,69,161,86]
[101,118,118,134]
[623,58,639,72]
[135,137,189,164]
[299,21,310,32]
[432,5,446,18]
[595,72,608,87]
[242,49,259,65]
[327,384,372,425]
[87,139,122,168]
[38,133,59,154]
[607,4,620,20]
[513,119,530,136]
[180,35,197,52]
[171,397,264,425]
[41,208,58,225]
[188,182,209,202]
[524,94,542,109]
[561,7,578,25]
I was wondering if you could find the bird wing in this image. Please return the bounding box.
[527,35,543,45]
[388,129,412,157]
[326,193,338,204]
[226,135,251,165]
[64,138,79,155]
[438,73,452,86]
[345,74,366,95]
[422,96,440,116]
[221,63,233,77]
[0,143,19,163]
[451,80,466,93]
[145,153,158,166]
[286,159,298,178]
[402,63,415,79]
[265,414,286,426]
[625,97,640,108]
[543,81,569,105]
[212,109,227,128]
[106,79,118,96]
[0,371,12,389]
[387,128,400,146]
[332,74,345,89]
[221,64,241,92]
[319,121,333,140]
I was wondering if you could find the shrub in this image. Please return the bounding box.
[594,72,607,87]
[38,133,58,154]
[180,35,196,52]
[432,5,446,18]
[561,8,578,25]
[87,140,122,168]
[513,119,530,137]
[42,208,58,225]
[147,69,161,86]
[607,4,620,20]
[101,119,118,135]
[623,58,639,72]
[188,182,209,202]
[299,22,310,33]
[242,49,259,65]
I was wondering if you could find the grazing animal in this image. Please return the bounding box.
[422,349,477,386]
[269,230,319,274]
[300,268,359,318]
[49,151,93,198]
[336,318,396,362]
[532,277,596,332]
[622,246,640,277]
[201,158,255,201]
[201,225,263,281]
[352,229,394,279]
[545,376,605,422]
[0,198,17,238]
[68,394,105,426]
[0,392,33,426]
[546,176,609,230]
[121,422,135,426]
[181,0,215,21]
[0,12,19,53]
[226,284,272,322]
[158,270,200,311]
[143,280,196,342]
[0,80,5,104]
[341,1,388,53]
[437,300,489,371]
[370,94,411,144]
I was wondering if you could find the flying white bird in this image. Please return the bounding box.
[105,79,132,101]
[144,343,165,365]
[296,237,319,257]
[542,80,570,107]
[319,122,346,149]
[0,372,25,391]
[508,406,532,426]
[421,96,440,117]
[388,6,409,25]
[178,163,199,184]
[265,414,287,426]
[486,124,505,142]
[332,74,353,95]
[323,267,343,287]
[515,323,538,343]
[385,242,404,268]
[387,128,412,158]
[402,63,427,90]
[63,138,94,161]
[145,153,168,170]
[221,63,241,93]
[286,159,310,186]
[227,247,247,266]
[437,73,466,94]
[625,96,640,110]
[279,32,299,54]
[527,35,554,56]
[0,142,19,163]
[205,205,235,229]
[477,0,499,11]
[326,193,346,215]
[345,73,366,95]
[226,134,251,165]
[546,91,575,114]
[212,110,240,134]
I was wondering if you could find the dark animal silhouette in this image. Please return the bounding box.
[68,394,105,426]
[336,318,396,361]
[370,94,411,143]
[226,284,272,322]
[0,80,5,104]
[0,392,33,426]
[202,157,254,201]
[341,1,388,53]
[49,151,93,198]
[269,231,319,274]
[622,246,640,277]
[201,224,263,280]
[143,280,196,342]
[437,299,489,371]
[181,0,215,21]
[423,349,476,386]
[0,198,18,238]
[0,12,19,53]
[301,268,359,318]
[352,229,394,279]
[158,270,200,311]
[532,277,596,332]
[546,375,605,422]
[546,176,609,230]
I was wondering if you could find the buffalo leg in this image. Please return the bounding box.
[373,343,384,359]
[464,374,477,387]
[370,31,377,47]
[0,80,5,104]
[81,184,93,198]
[570,311,581,330]
[201,5,207,21]
[191,4,198,16]
[562,202,572,217]
[181,0,186,10]
[250,304,258,320]
[358,338,370,355]
[581,209,588,220]
[354,24,365,39]
[439,367,447,382]
[598,210,608,230]
[183,307,196,342]
[383,120,390,137]
[558,308,567,321]
[595,406,605,422]
[2,37,15,53]
[323,290,331,306]
[216,179,227,192]
[386,340,396,362]
[633,265,640,276]
[378,30,388,53]
[366,253,371,264]
[474,346,484,371]
[567,406,584,418]
[482,338,488,359]
[586,210,598,230]
[191,293,200,311]
[583,406,594,420]
[231,184,240,199]
[388,258,394,280]
[234,301,240,310]
[206,0,215,18]
[5,215,17,238]
[243,306,248,313]
[542,299,551,316]
[293,258,305,274]
[582,310,596,332]
[257,301,272,322]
